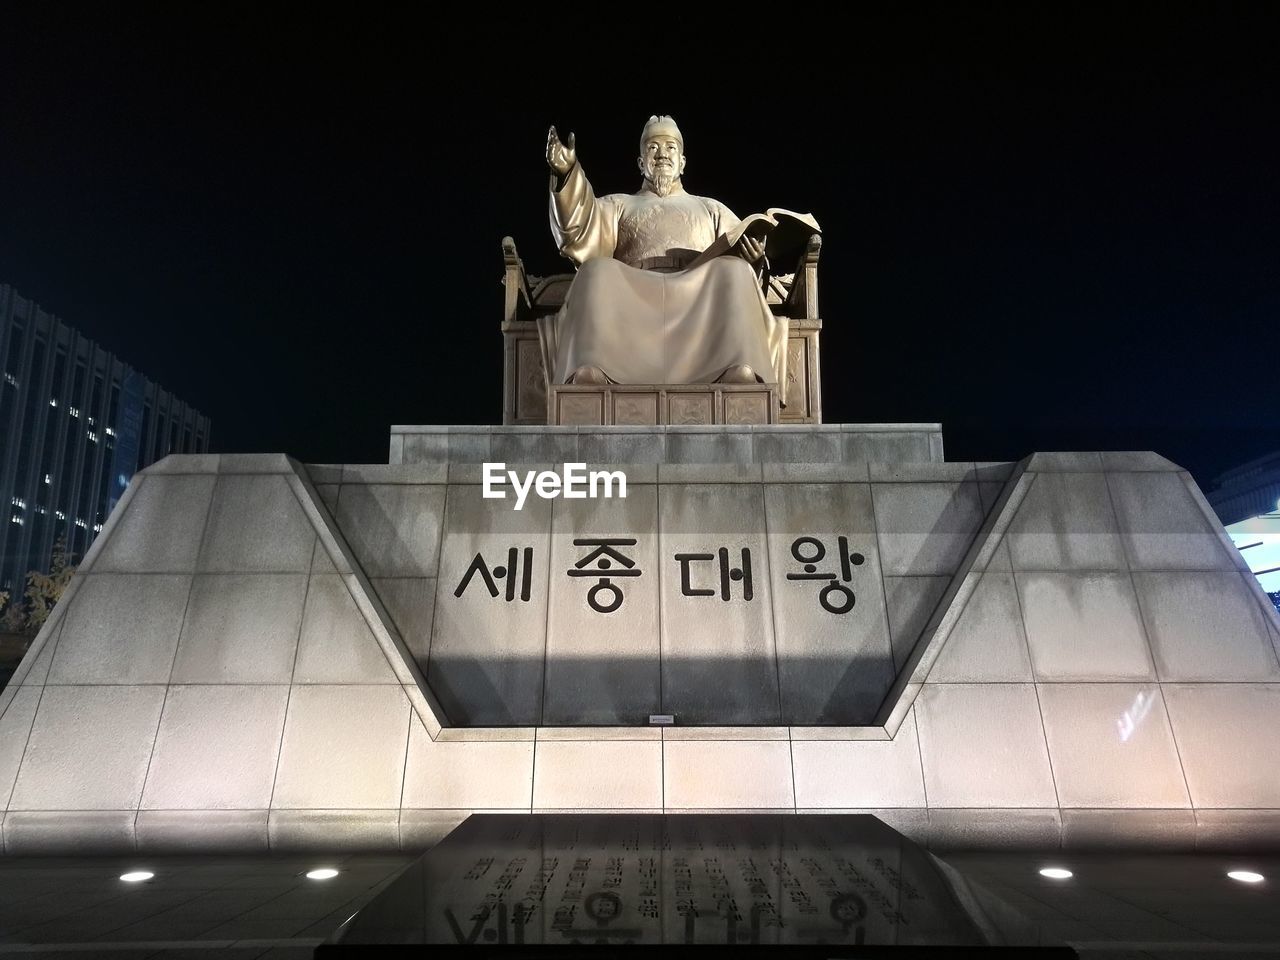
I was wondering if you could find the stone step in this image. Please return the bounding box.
[389,422,945,466]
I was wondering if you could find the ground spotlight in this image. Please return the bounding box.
[1227,870,1264,884]
[306,868,340,880]
[119,871,154,882]
[1038,867,1073,880]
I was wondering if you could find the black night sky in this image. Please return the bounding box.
[1,8,1276,485]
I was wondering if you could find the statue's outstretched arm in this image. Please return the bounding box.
[547,127,615,264]
[546,125,576,188]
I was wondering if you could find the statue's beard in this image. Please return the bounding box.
[648,168,678,197]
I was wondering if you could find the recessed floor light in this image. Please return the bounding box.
[1228,870,1264,884]
[306,868,339,880]
[1038,867,1073,880]
[119,871,154,882]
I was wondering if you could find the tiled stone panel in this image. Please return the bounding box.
[4,447,1280,855]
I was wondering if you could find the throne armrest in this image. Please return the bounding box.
[784,234,822,320]
[501,237,533,323]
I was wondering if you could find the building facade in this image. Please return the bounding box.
[0,283,211,594]
[1208,450,1280,527]
[1207,451,1280,611]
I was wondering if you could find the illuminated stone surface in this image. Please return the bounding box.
[2,442,1279,854]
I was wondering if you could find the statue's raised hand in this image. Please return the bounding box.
[546,125,577,179]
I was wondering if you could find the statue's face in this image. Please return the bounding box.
[638,135,685,194]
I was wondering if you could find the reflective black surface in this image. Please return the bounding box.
[330,814,1069,953]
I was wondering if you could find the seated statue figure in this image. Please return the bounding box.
[538,116,788,389]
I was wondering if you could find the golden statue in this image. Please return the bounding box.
[538,116,796,390]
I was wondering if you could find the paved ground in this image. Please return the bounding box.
[0,850,1277,957]
[0,853,413,958]
[945,851,1280,959]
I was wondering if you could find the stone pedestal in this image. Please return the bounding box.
[3,427,1279,855]
[389,423,946,466]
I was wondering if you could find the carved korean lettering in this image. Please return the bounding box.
[454,547,534,601]
[674,547,753,601]
[567,537,641,613]
[785,535,864,614]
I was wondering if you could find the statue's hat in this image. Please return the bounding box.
[640,115,683,151]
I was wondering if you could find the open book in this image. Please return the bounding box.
[684,208,821,271]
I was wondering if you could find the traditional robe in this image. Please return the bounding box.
[538,162,788,388]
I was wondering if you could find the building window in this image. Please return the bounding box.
[3,373,17,387]
[49,398,57,407]
[10,515,22,526]
[68,406,80,418]
[1229,516,1280,603]
[10,497,24,508]
[87,430,98,443]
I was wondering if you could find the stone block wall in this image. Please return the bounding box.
[1,447,1277,855]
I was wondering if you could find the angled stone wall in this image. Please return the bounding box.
[0,455,442,855]
[1,448,1277,855]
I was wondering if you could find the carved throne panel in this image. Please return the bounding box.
[549,384,778,427]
